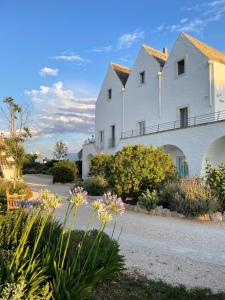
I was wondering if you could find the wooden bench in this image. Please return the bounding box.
[6,190,26,211]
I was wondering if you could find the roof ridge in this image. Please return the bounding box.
[111,62,131,73]
[142,44,168,56]
[182,32,225,65]
[142,44,168,67]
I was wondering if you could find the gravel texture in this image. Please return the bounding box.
[24,174,225,292]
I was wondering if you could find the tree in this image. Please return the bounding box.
[53,140,68,160]
[1,97,31,179]
[109,145,176,199]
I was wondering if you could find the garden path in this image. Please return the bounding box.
[24,174,225,292]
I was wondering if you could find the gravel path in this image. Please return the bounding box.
[24,174,225,292]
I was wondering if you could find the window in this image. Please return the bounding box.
[139,71,145,85]
[177,59,185,76]
[108,89,112,99]
[138,121,145,135]
[109,125,115,148]
[180,107,188,128]
[99,130,104,149]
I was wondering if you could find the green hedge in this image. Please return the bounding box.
[52,160,78,183]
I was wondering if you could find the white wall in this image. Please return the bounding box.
[95,65,124,153]
[162,35,213,123]
[213,61,225,112]
[124,47,161,132]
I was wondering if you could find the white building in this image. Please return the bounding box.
[82,32,225,178]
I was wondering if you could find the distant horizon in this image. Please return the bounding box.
[1,0,225,157]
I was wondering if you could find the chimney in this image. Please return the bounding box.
[163,47,168,56]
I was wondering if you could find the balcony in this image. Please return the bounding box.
[121,110,225,139]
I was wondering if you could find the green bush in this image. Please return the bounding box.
[0,208,124,299]
[138,189,159,211]
[161,178,218,217]
[83,176,108,195]
[89,153,112,178]
[109,145,176,199]
[52,160,77,183]
[205,163,225,212]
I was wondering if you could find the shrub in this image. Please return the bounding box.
[52,160,77,183]
[138,189,159,211]
[205,163,225,212]
[89,153,111,178]
[162,178,218,217]
[83,176,108,195]
[109,145,176,199]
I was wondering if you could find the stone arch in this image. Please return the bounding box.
[161,144,189,177]
[202,136,225,173]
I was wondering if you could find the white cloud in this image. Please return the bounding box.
[52,52,84,62]
[118,30,145,49]
[156,24,165,32]
[158,0,225,34]
[169,18,206,33]
[39,67,59,76]
[25,81,96,138]
[92,45,112,52]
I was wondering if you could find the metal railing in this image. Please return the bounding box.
[121,110,225,139]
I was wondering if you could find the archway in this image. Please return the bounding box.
[162,144,189,177]
[203,136,225,172]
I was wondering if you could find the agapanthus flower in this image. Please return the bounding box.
[69,186,88,207]
[92,199,105,212]
[39,189,61,210]
[103,192,125,215]
[98,209,112,224]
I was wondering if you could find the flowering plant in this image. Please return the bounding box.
[69,186,88,207]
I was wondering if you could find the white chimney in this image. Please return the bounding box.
[163,47,168,56]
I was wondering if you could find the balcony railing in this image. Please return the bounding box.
[121,110,225,139]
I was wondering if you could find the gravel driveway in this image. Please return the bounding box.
[24,174,225,292]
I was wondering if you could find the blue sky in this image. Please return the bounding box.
[1,0,225,158]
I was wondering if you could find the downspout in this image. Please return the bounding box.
[158,71,162,118]
[122,87,125,138]
[208,60,213,107]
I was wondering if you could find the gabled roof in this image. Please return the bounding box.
[182,32,225,65]
[142,44,168,67]
[111,63,131,86]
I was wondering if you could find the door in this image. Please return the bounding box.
[180,107,188,128]
[176,156,188,177]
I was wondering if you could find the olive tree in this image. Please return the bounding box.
[53,140,68,160]
[1,97,31,179]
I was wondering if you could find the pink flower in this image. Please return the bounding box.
[103,192,125,215]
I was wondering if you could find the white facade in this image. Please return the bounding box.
[82,32,225,178]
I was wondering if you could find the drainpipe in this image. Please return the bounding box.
[122,87,125,137]
[208,60,213,107]
[158,71,162,118]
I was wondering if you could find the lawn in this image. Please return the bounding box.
[90,272,225,300]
